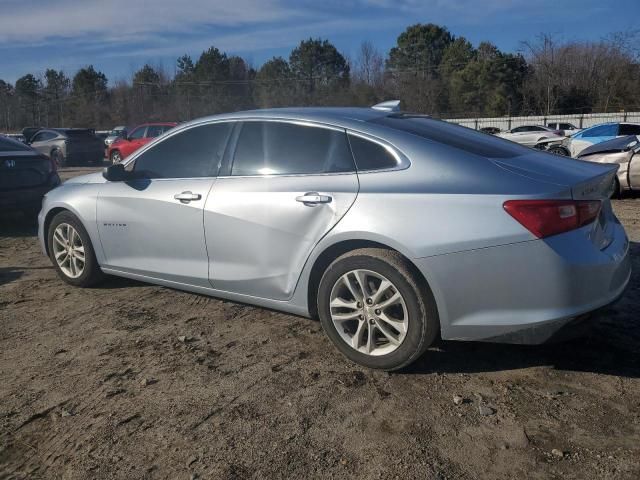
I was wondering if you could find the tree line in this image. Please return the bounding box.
[1,23,638,131]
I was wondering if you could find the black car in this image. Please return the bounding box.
[0,135,61,216]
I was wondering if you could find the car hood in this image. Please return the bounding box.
[579,135,639,156]
[64,171,106,184]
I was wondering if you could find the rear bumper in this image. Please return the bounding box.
[415,219,631,344]
[0,175,60,211]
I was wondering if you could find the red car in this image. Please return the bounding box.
[107,122,177,164]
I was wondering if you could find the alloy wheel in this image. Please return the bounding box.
[329,269,409,356]
[52,223,85,279]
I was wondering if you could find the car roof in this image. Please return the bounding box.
[136,122,178,127]
[179,107,397,131]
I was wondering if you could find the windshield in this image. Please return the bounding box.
[109,128,125,136]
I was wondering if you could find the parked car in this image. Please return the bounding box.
[578,135,640,197]
[104,126,127,148]
[107,122,176,163]
[547,122,580,136]
[38,105,630,370]
[22,126,44,143]
[0,135,60,216]
[479,127,501,135]
[28,128,104,167]
[496,125,564,147]
[559,122,640,157]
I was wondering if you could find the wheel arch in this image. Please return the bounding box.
[305,238,435,320]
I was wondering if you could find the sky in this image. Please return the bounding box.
[0,0,638,84]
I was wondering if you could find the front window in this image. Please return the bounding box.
[128,127,146,140]
[133,123,232,179]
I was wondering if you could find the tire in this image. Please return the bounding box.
[110,150,122,164]
[51,149,66,168]
[317,248,439,370]
[47,211,104,287]
[549,146,570,156]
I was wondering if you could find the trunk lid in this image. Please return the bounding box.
[0,151,52,191]
[493,151,618,250]
[492,152,618,199]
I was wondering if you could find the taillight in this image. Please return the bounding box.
[503,199,601,238]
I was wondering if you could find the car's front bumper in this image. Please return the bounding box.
[414,219,631,344]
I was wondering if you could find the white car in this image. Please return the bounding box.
[497,125,564,147]
[547,122,580,136]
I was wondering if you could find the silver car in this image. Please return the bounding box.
[37,104,631,370]
[577,135,640,196]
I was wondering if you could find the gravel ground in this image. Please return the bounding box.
[1,167,639,479]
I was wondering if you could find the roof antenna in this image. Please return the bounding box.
[371,100,401,112]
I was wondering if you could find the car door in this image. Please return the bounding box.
[97,122,233,287]
[120,125,147,158]
[29,131,56,156]
[629,146,640,190]
[204,120,359,301]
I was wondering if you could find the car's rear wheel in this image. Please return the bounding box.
[51,149,66,168]
[317,248,439,370]
[110,150,122,164]
[48,211,104,287]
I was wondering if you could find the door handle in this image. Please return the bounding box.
[174,191,202,203]
[296,192,332,206]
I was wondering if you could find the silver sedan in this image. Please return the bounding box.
[37,103,631,370]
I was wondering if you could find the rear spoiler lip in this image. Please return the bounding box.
[571,163,618,200]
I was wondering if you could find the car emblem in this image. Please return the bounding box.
[4,159,16,168]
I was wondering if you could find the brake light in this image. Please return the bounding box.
[503,199,601,238]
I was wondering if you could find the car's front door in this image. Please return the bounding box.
[97,122,233,286]
[29,131,57,156]
[204,120,359,300]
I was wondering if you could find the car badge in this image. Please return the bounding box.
[4,159,16,168]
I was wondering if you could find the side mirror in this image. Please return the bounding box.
[103,163,130,181]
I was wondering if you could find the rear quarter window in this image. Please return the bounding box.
[348,134,400,170]
[371,115,527,159]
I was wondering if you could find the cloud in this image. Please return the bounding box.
[0,0,302,43]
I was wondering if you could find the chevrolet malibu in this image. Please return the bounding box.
[38,104,631,370]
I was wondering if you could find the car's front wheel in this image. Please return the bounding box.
[48,211,104,287]
[317,248,439,370]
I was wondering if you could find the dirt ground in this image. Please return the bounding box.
[1,166,639,479]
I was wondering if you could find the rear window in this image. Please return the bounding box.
[0,136,31,152]
[231,121,355,176]
[371,115,527,158]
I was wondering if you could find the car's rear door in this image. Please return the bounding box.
[96,122,233,286]
[204,120,359,301]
